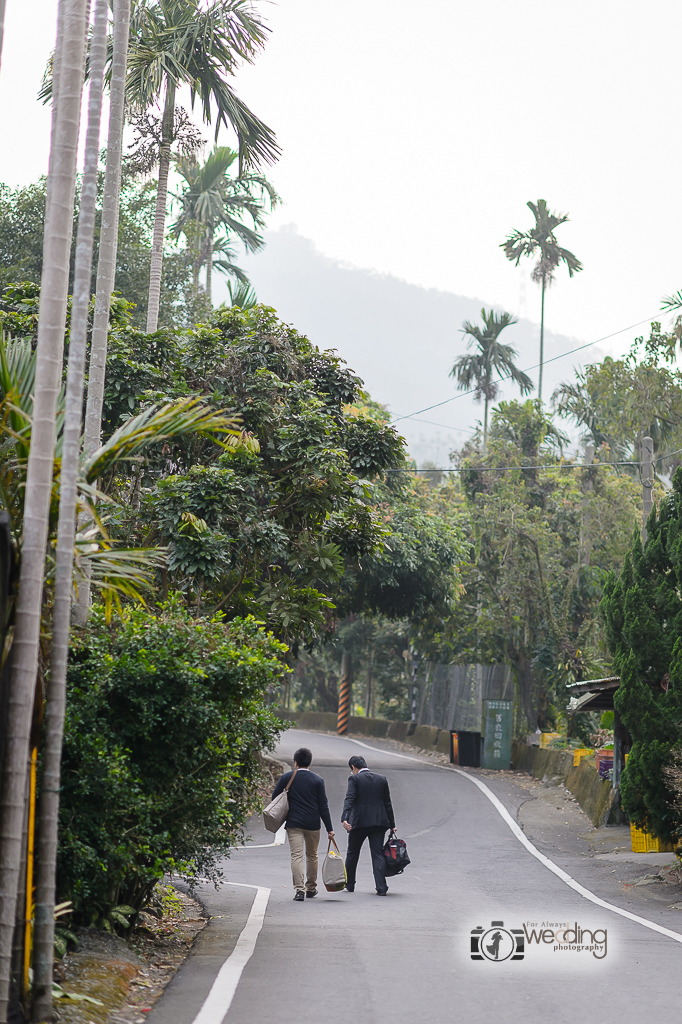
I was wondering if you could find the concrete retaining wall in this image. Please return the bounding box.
[274,709,451,756]
[511,740,622,827]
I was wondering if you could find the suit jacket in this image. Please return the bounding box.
[341,769,395,830]
[272,769,333,832]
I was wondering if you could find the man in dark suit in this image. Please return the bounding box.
[341,755,395,895]
[272,746,334,902]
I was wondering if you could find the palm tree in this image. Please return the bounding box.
[501,199,582,402]
[31,0,108,1015]
[450,308,533,452]
[0,0,89,1017]
[171,146,277,304]
[0,331,239,1020]
[77,0,131,626]
[124,0,280,333]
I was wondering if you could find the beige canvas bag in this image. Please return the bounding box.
[322,836,347,891]
[262,766,298,833]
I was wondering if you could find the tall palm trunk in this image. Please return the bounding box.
[30,2,108,1017]
[205,226,213,306]
[483,396,489,454]
[76,0,131,625]
[0,0,6,75]
[0,2,88,1020]
[538,274,546,403]
[146,79,176,333]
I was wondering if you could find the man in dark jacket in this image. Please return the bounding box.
[272,747,334,901]
[341,755,395,895]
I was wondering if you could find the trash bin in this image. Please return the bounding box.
[452,730,481,767]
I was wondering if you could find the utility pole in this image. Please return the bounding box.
[642,436,654,544]
[579,442,595,566]
[410,652,419,724]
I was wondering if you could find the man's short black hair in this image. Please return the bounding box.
[348,755,367,770]
[294,747,312,768]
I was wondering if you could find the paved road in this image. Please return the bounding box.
[148,730,682,1024]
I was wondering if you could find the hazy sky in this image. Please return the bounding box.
[1,0,680,365]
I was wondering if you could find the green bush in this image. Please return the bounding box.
[57,599,287,923]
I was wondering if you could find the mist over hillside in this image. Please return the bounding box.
[215,227,597,465]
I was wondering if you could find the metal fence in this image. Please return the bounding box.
[417,663,512,732]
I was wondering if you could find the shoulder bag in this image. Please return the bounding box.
[263,766,298,833]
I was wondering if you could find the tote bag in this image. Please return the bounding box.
[322,836,347,892]
[262,767,298,833]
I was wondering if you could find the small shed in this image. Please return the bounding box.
[566,676,630,789]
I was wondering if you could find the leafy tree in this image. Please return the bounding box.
[89,303,407,650]
[59,601,287,920]
[501,199,582,402]
[453,400,640,730]
[451,308,533,451]
[601,470,682,843]
[336,475,467,622]
[124,0,279,331]
[0,182,51,286]
[553,326,682,471]
[290,434,469,717]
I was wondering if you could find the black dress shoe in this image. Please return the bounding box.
[345,884,355,892]
[376,889,388,895]
[306,890,317,898]
[293,892,305,901]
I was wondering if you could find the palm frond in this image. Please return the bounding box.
[81,397,241,483]
[662,291,682,314]
[125,0,280,169]
[85,546,168,622]
[228,280,257,309]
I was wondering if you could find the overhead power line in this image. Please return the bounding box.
[385,445,682,474]
[390,311,663,426]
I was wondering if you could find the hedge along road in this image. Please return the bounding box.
[147,729,682,1024]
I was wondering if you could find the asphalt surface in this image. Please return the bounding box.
[147,729,682,1024]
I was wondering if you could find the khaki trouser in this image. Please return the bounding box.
[287,828,320,893]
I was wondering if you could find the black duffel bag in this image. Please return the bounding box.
[383,829,411,876]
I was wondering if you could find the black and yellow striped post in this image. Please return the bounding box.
[337,653,351,735]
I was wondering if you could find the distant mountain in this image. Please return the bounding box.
[215,227,594,465]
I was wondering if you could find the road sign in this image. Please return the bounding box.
[481,699,512,769]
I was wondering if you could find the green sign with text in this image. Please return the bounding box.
[481,699,512,769]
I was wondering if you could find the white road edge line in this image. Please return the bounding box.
[189,882,271,1024]
[334,734,682,945]
[233,824,286,849]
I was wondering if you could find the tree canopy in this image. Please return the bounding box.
[452,400,640,731]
